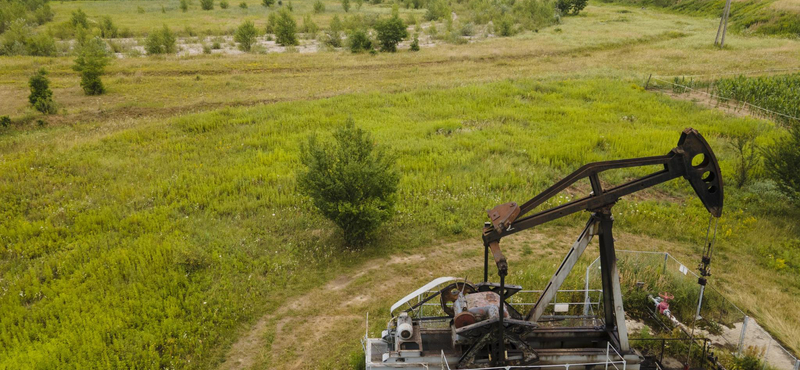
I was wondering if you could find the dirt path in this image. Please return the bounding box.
[217,231,564,369]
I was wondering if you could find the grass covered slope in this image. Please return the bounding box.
[605,0,800,37]
[1,77,798,368]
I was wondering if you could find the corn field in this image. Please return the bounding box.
[712,73,800,126]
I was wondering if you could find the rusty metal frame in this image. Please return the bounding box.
[473,128,724,367]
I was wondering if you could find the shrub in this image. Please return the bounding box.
[220,0,229,8]
[137,6,145,13]
[298,119,399,246]
[200,0,214,10]
[239,1,248,8]
[234,20,258,51]
[274,8,298,46]
[313,0,325,13]
[181,0,189,11]
[28,68,56,114]
[496,16,514,36]
[27,32,57,56]
[0,116,10,128]
[302,14,319,34]
[145,25,177,54]
[764,124,800,205]
[73,37,110,95]
[71,8,88,28]
[262,0,274,7]
[342,0,350,12]
[266,12,279,33]
[348,29,372,52]
[355,0,363,10]
[409,34,419,51]
[424,0,449,21]
[99,16,118,38]
[460,22,474,36]
[556,0,586,15]
[374,15,407,52]
[323,15,343,47]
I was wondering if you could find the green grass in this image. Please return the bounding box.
[2,77,799,368]
[604,0,800,37]
[44,0,418,37]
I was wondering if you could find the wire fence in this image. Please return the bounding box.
[645,76,800,126]
[591,250,800,370]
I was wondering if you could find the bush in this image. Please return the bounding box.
[374,16,407,52]
[27,32,57,56]
[239,1,248,8]
[764,124,800,205]
[348,29,372,52]
[220,0,229,8]
[424,0,449,21]
[262,0,274,7]
[0,116,10,128]
[181,0,189,11]
[73,37,110,95]
[200,0,214,10]
[235,20,258,51]
[274,8,298,46]
[28,68,57,114]
[409,34,419,51]
[298,119,399,246]
[302,14,318,34]
[71,8,88,28]
[342,0,351,12]
[556,0,586,15]
[496,16,514,36]
[99,16,118,38]
[313,0,325,13]
[145,25,177,54]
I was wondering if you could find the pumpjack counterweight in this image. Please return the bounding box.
[365,128,723,369]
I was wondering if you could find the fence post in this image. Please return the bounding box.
[793,358,799,370]
[738,315,749,356]
[663,253,668,274]
[695,285,705,320]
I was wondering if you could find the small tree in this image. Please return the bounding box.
[302,14,318,34]
[28,68,57,114]
[239,1,248,8]
[266,12,279,33]
[342,0,350,12]
[348,29,372,52]
[71,8,88,28]
[262,0,275,7]
[235,20,258,51]
[409,34,419,51]
[313,0,325,13]
[374,15,407,52]
[73,37,110,95]
[99,16,118,38]
[200,0,214,10]
[298,119,399,246]
[181,0,189,12]
[763,124,800,205]
[0,116,10,128]
[274,8,298,46]
[145,25,177,54]
[729,132,759,189]
[220,0,229,8]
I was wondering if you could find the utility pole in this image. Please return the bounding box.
[715,0,732,48]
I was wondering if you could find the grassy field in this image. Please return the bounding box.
[2,1,800,369]
[44,0,413,36]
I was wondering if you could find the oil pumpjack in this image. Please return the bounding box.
[364,128,723,369]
